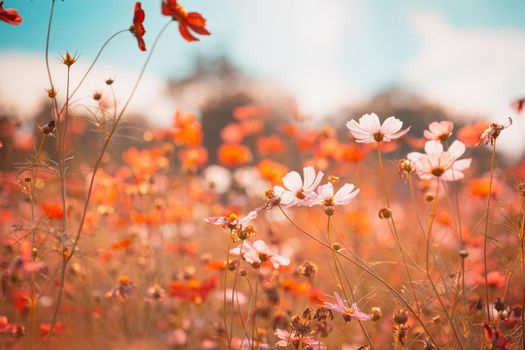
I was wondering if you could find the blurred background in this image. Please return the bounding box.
[1,0,524,158]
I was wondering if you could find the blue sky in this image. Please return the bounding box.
[2,0,524,91]
[1,0,525,157]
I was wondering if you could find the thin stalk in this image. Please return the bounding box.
[228,242,244,347]
[483,139,497,322]
[223,230,232,349]
[44,20,173,347]
[376,144,421,316]
[425,179,465,349]
[519,194,525,348]
[326,216,374,349]
[277,205,440,349]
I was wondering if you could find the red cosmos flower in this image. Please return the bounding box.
[0,1,22,25]
[161,0,210,42]
[131,2,146,51]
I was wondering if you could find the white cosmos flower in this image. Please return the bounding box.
[407,140,471,182]
[203,165,232,194]
[230,240,290,269]
[346,113,410,143]
[273,166,324,207]
[309,182,359,207]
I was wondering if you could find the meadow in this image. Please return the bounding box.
[1,1,525,349]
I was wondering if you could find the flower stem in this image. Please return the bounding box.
[483,139,497,322]
[277,205,440,348]
[376,144,421,316]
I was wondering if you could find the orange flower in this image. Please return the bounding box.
[41,201,63,220]
[111,238,133,251]
[39,323,66,338]
[161,0,210,42]
[131,2,146,51]
[257,136,285,155]
[257,159,288,184]
[173,111,203,146]
[217,143,252,167]
[221,123,245,143]
[340,144,367,163]
[179,146,208,170]
[122,147,168,179]
[470,178,502,198]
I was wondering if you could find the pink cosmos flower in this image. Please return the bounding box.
[407,140,471,182]
[323,292,371,322]
[273,166,324,207]
[346,113,410,143]
[424,121,454,141]
[204,209,258,230]
[275,329,326,350]
[230,240,290,269]
[308,183,359,207]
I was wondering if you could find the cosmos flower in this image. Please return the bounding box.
[204,210,258,230]
[203,165,232,194]
[0,1,22,25]
[408,140,471,182]
[423,121,454,141]
[275,329,326,350]
[273,166,324,207]
[131,2,146,51]
[230,240,290,269]
[161,0,210,42]
[346,113,410,143]
[323,292,371,322]
[308,182,359,208]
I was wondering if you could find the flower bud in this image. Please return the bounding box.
[371,307,382,321]
[378,208,391,219]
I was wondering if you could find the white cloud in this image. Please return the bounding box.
[0,51,176,126]
[228,0,367,117]
[403,12,525,158]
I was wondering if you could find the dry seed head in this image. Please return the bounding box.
[62,51,78,66]
[393,309,409,324]
[46,88,57,99]
[93,91,102,101]
[378,208,392,219]
[105,77,114,85]
[41,120,56,135]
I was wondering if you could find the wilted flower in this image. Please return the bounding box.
[230,240,290,269]
[346,113,410,143]
[0,1,22,25]
[424,121,454,141]
[130,2,146,51]
[476,117,512,146]
[323,292,371,322]
[273,166,324,207]
[61,51,78,67]
[408,140,471,181]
